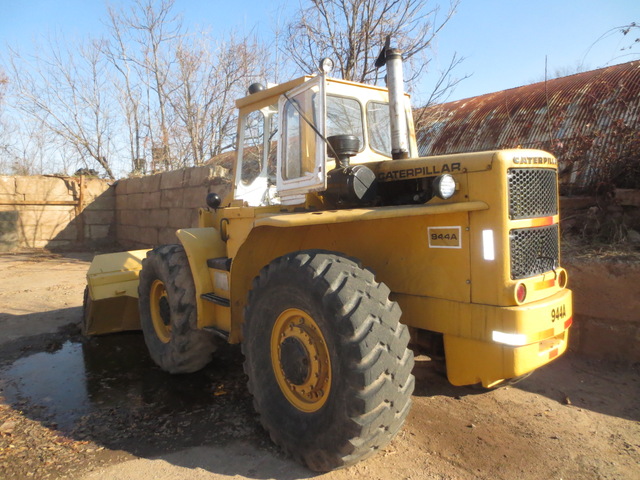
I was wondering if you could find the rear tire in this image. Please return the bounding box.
[138,244,218,373]
[242,250,414,471]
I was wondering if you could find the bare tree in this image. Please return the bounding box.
[7,38,117,178]
[104,5,149,175]
[285,0,460,85]
[584,22,640,65]
[2,118,54,175]
[107,0,183,171]
[0,68,7,103]
[168,33,268,167]
[0,68,10,169]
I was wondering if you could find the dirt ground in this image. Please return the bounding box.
[0,251,638,480]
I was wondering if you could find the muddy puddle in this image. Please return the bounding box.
[0,334,258,454]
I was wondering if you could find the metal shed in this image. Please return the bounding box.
[415,61,640,192]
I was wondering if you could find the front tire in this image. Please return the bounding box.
[242,250,414,471]
[138,244,218,374]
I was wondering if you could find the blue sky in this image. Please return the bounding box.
[1,0,639,103]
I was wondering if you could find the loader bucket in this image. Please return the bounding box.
[84,249,151,335]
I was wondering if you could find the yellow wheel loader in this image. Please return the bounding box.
[84,46,572,471]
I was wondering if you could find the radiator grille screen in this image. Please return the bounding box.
[508,169,558,219]
[510,224,559,280]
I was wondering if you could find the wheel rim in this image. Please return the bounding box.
[150,279,171,344]
[270,308,331,412]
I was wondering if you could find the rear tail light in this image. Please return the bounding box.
[558,269,568,288]
[515,283,527,304]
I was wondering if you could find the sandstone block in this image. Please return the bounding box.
[126,193,146,210]
[160,170,185,190]
[86,224,112,240]
[83,179,112,200]
[117,225,139,244]
[161,189,184,209]
[141,174,162,193]
[83,209,115,226]
[140,191,162,209]
[84,193,115,211]
[149,208,169,228]
[16,176,74,201]
[18,206,75,227]
[186,166,214,187]
[560,196,596,211]
[116,193,129,211]
[183,186,209,209]
[0,176,16,196]
[137,226,159,246]
[168,208,192,229]
[115,179,128,196]
[123,176,144,196]
[45,239,74,250]
[615,189,640,207]
[158,227,178,245]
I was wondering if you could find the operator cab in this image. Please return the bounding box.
[233,71,417,207]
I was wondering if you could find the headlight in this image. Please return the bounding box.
[433,174,456,199]
[319,57,334,74]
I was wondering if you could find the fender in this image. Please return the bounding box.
[254,201,488,227]
[176,227,227,329]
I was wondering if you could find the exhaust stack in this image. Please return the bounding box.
[384,49,410,160]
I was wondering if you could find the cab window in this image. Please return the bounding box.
[326,95,364,151]
[241,110,264,184]
[282,88,320,180]
[367,101,392,156]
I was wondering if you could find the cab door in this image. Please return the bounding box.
[276,75,327,204]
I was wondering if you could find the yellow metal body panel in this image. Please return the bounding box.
[444,331,569,388]
[86,249,150,300]
[397,288,572,386]
[84,249,151,335]
[396,287,572,341]
[255,201,488,227]
[84,296,141,335]
[227,204,481,342]
[176,228,229,330]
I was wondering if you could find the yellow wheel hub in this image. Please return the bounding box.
[270,308,331,412]
[150,279,171,344]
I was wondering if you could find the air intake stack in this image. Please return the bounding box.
[376,40,410,160]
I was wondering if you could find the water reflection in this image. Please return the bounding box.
[1,333,242,433]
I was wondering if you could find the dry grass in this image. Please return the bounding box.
[562,237,640,263]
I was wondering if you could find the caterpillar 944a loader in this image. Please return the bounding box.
[84,47,572,471]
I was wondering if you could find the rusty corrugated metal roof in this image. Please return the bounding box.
[415,61,640,189]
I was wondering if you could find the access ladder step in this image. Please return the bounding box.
[207,257,232,271]
[203,326,230,341]
[201,292,230,307]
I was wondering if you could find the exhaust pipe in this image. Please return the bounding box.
[385,49,410,160]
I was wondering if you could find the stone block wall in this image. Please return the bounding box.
[115,164,231,249]
[0,175,115,252]
[564,258,640,364]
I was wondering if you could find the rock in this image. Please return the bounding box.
[615,189,640,207]
[0,420,18,434]
[627,229,640,244]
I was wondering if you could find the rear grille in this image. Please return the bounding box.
[508,169,558,219]
[510,224,559,280]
